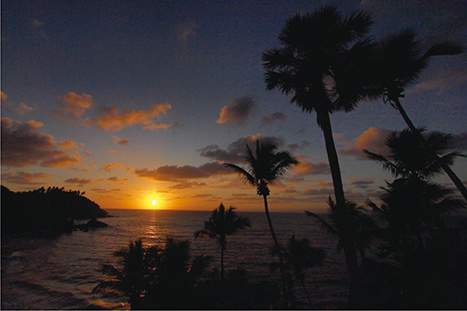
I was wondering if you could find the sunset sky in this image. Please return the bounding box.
[2,0,466,212]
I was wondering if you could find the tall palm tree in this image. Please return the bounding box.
[262,5,377,300]
[224,140,299,307]
[194,203,251,279]
[371,29,467,201]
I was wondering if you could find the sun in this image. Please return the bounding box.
[152,200,157,206]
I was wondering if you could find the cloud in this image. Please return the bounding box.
[107,176,128,184]
[287,141,311,153]
[83,103,171,131]
[1,118,81,167]
[51,92,93,122]
[339,127,391,160]
[294,159,331,176]
[1,92,35,116]
[103,163,123,172]
[134,161,229,182]
[143,123,172,131]
[260,112,287,125]
[59,140,79,150]
[304,187,334,196]
[176,21,199,46]
[452,132,467,151]
[112,136,129,145]
[168,181,207,190]
[217,95,256,125]
[408,69,467,95]
[64,177,93,186]
[199,134,285,163]
[30,18,46,38]
[1,171,52,185]
[349,179,375,189]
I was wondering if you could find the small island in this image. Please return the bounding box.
[1,185,110,237]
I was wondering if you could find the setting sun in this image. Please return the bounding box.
[152,200,157,206]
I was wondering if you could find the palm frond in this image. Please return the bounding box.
[305,210,337,237]
[223,163,255,185]
[421,42,464,60]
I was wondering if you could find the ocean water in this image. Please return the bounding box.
[1,209,349,309]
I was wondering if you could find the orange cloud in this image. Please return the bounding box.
[142,123,172,131]
[103,163,123,172]
[64,177,93,186]
[134,161,230,182]
[112,136,129,145]
[51,92,93,122]
[1,170,52,185]
[1,118,81,167]
[294,160,330,176]
[338,127,391,160]
[217,95,256,125]
[1,92,35,116]
[84,103,171,131]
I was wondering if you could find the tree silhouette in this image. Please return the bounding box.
[92,238,212,309]
[194,203,251,279]
[365,129,466,260]
[271,235,326,309]
[364,128,464,181]
[224,140,299,307]
[262,6,378,298]
[371,29,466,201]
[306,197,377,261]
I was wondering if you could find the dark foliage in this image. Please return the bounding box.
[93,239,280,309]
[1,185,109,236]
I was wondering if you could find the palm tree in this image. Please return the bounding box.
[271,235,326,308]
[365,129,466,260]
[224,140,299,307]
[92,238,212,309]
[262,6,378,294]
[364,128,464,181]
[372,29,466,201]
[306,197,377,261]
[194,203,251,279]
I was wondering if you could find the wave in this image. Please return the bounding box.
[1,280,107,310]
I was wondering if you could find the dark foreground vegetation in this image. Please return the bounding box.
[1,185,110,236]
[92,238,282,309]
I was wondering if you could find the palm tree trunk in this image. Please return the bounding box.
[319,111,346,207]
[300,278,314,309]
[263,194,289,308]
[393,98,467,202]
[221,245,225,280]
[319,111,360,307]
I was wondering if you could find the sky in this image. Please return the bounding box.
[2,0,466,212]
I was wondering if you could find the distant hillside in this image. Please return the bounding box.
[1,185,110,236]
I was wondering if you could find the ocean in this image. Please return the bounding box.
[1,209,349,310]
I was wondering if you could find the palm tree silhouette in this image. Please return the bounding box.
[262,5,377,301]
[371,29,466,201]
[271,235,326,309]
[365,129,466,260]
[224,140,299,307]
[364,128,464,181]
[92,238,212,309]
[194,203,251,280]
[306,197,377,261]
